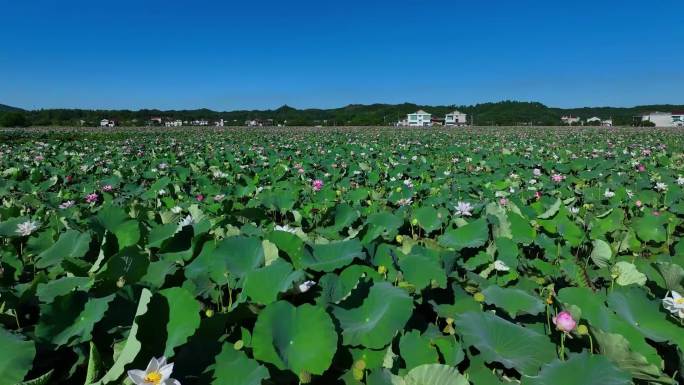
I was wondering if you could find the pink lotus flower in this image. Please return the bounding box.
[552,311,577,333]
[312,179,324,191]
[34,155,44,162]
[653,210,661,216]
[85,193,99,203]
[551,174,565,183]
[635,200,642,207]
[499,198,508,206]
[196,194,204,202]
[636,164,646,172]
[534,191,542,200]
[102,184,113,192]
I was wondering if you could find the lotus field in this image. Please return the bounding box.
[3,127,684,385]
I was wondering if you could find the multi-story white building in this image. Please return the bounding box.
[561,115,581,125]
[635,112,683,127]
[165,119,183,127]
[100,119,116,127]
[406,110,432,127]
[445,110,468,126]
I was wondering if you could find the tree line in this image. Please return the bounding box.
[1,101,682,127]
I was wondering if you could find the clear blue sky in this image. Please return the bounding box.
[1,0,682,110]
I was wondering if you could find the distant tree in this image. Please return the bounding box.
[0,112,30,127]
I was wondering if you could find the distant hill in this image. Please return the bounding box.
[1,101,683,127]
[0,104,23,112]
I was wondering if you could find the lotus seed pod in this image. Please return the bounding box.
[233,340,244,350]
[396,235,403,243]
[411,218,418,225]
[474,292,485,302]
[298,371,312,384]
[577,324,589,335]
[116,277,125,288]
[352,367,364,381]
[377,265,387,274]
[205,309,214,318]
[353,359,366,370]
[395,187,402,192]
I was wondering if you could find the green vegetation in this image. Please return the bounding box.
[1,101,683,127]
[1,127,684,385]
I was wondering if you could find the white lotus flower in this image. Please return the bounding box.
[677,176,684,186]
[59,200,75,209]
[569,207,580,215]
[493,260,510,272]
[274,225,298,234]
[604,189,615,198]
[128,356,180,385]
[298,280,316,293]
[170,206,182,214]
[655,182,668,192]
[178,215,194,228]
[454,201,473,217]
[16,220,39,236]
[663,291,684,319]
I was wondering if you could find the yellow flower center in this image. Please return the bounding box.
[144,371,162,385]
[676,298,684,305]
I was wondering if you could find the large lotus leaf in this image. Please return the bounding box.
[508,212,536,245]
[607,287,684,349]
[456,311,555,375]
[36,276,92,303]
[211,342,269,385]
[398,249,447,290]
[589,239,612,268]
[481,286,545,318]
[93,205,140,248]
[35,229,91,268]
[556,215,583,246]
[89,289,152,385]
[413,206,442,234]
[0,327,35,385]
[399,331,439,370]
[302,239,365,272]
[267,230,306,268]
[317,264,377,305]
[334,203,360,230]
[438,218,489,250]
[35,292,114,347]
[363,212,403,243]
[592,329,675,384]
[656,262,684,292]
[147,223,179,248]
[333,282,413,349]
[159,287,201,357]
[486,202,512,239]
[212,236,265,279]
[612,261,646,286]
[557,287,661,366]
[395,364,469,385]
[633,214,667,243]
[252,301,337,375]
[242,259,303,305]
[523,352,630,385]
[537,198,561,219]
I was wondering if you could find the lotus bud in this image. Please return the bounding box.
[377,265,388,274]
[395,235,403,243]
[577,324,589,335]
[205,309,214,318]
[552,311,577,333]
[411,218,418,226]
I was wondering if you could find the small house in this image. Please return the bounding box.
[407,110,432,127]
[445,110,468,126]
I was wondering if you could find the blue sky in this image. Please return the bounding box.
[1,0,682,110]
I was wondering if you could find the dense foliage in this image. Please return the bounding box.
[2,101,683,127]
[1,127,684,385]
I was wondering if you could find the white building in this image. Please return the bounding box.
[100,119,116,127]
[561,115,581,125]
[407,110,432,127]
[601,118,613,127]
[636,112,678,127]
[190,119,209,126]
[586,117,602,124]
[445,110,468,126]
[673,111,684,127]
[215,119,224,127]
[165,119,183,127]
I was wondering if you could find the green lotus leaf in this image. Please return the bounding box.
[633,214,667,243]
[612,261,646,286]
[211,342,269,385]
[267,230,306,268]
[333,282,413,349]
[523,352,630,385]
[508,212,536,245]
[592,329,676,384]
[0,216,29,237]
[317,264,377,305]
[481,286,545,318]
[36,276,92,303]
[212,236,265,279]
[438,218,489,250]
[0,327,35,385]
[537,198,561,219]
[252,301,337,375]
[413,206,442,234]
[396,364,469,385]
[147,223,179,248]
[399,330,439,370]
[242,259,303,305]
[35,230,91,269]
[334,203,360,230]
[456,311,555,375]
[159,287,201,357]
[398,248,447,290]
[93,205,140,248]
[302,239,365,272]
[35,292,115,347]
[589,239,612,268]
